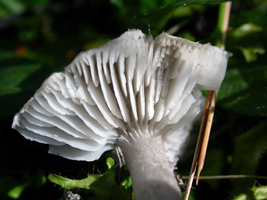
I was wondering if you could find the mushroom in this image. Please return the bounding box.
[12,30,230,200]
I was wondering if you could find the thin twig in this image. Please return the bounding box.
[182,175,267,180]
[196,1,232,184]
[183,2,232,199]
[196,91,217,184]
[183,91,212,200]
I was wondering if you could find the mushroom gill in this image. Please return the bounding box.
[12,29,231,200]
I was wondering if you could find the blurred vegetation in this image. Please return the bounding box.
[0,0,267,199]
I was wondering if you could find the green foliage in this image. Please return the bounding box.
[90,168,130,200]
[121,176,133,190]
[230,122,267,194]
[239,47,265,62]
[7,183,29,199]
[0,0,267,200]
[48,158,130,200]
[234,186,267,200]
[231,23,263,39]
[226,23,265,62]
[141,0,240,15]
[0,0,25,17]
[218,66,267,116]
[106,157,115,169]
[48,174,100,190]
[0,170,47,199]
[0,54,41,96]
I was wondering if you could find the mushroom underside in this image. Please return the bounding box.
[12,30,230,200]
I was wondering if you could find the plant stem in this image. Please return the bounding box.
[216,2,232,49]
[182,175,267,180]
[184,2,232,200]
[118,135,182,200]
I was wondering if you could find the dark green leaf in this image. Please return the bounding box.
[230,122,267,194]
[199,149,227,188]
[90,169,130,200]
[218,66,267,116]
[0,63,41,96]
[150,0,239,15]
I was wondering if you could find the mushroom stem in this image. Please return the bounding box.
[118,135,182,200]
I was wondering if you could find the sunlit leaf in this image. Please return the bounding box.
[48,174,100,190]
[0,0,25,17]
[232,23,263,39]
[7,183,29,199]
[0,177,17,197]
[106,157,115,169]
[233,186,267,200]
[239,47,265,62]
[48,158,129,199]
[253,186,267,199]
[233,193,249,200]
[121,176,132,190]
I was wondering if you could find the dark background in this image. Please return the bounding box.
[0,0,267,199]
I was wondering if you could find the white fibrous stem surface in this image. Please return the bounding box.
[118,134,182,200]
[12,30,230,199]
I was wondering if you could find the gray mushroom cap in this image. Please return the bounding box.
[12,29,230,163]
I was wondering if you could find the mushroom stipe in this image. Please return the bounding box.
[12,30,231,200]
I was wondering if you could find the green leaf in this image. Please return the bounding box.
[0,50,44,96]
[0,0,25,17]
[230,10,267,29]
[199,149,226,189]
[90,169,130,200]
[0,50,54,118]
[218,66,267,116]
[106,157,115,169]
[48,174,101,190]
[253,186,267,199]
[0,63,42,96]
[150,0,239,15]
[0,177,18,197]
[217,68,249,101]
[32,170,47,188]
[233,193,249,200]
[239,47,265,62]
[110,0,123,7]
[48,158,130,199]
[121,176,132,190]
[7,183,29,199]
[0,170,47,199]
[230,122,267,194]
[232,23,263,39]
[233,186,267,200]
